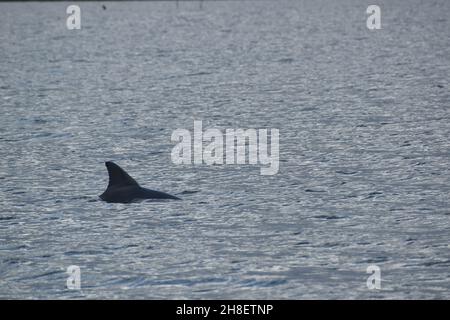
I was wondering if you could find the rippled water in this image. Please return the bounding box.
[1,0,449,299]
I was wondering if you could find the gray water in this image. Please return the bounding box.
[0,0,449,299]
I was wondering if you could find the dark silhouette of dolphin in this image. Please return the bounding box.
[99,161,180,203]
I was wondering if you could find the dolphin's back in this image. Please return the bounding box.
[99,161,180,203]
[138,187,180,200]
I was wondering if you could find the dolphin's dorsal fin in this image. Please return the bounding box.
[105,161,139,188]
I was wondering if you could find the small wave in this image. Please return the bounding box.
[185,71,212,77]
[335,170,358,175]
[179,190,200,195]
[277,58,294,63]
[239,278,288,288]
[305,189,327,193]
[422,260,450,267]
[313,215,343,220]
[0,216,16,221]
[65,250,109,256]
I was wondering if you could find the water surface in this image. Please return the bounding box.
[0,0,449,299]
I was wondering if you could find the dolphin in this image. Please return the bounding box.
[99,161,180,203]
